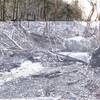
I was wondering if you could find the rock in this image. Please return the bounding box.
[64,36,98,52]
[90,47,100,68]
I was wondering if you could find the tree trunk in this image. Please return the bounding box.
[2,0,6,21]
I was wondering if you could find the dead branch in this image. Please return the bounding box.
[31,70,61,79]
[3,33,23,50]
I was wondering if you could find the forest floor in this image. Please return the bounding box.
[0,21,100,100]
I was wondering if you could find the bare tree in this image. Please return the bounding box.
[87,1,96,21]
[12,0,17,20]
[2,0,6,21]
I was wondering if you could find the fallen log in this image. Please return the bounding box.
[41,50,88,65]
[31,70,61,79]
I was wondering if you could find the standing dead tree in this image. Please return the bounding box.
[84,0,99,38]
[0,0,6,21]
[87,1,96,21]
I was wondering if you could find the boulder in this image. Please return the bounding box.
[64,36,98,52]
[90,47,100,68]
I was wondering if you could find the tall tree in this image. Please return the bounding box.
[2,0,6,21]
